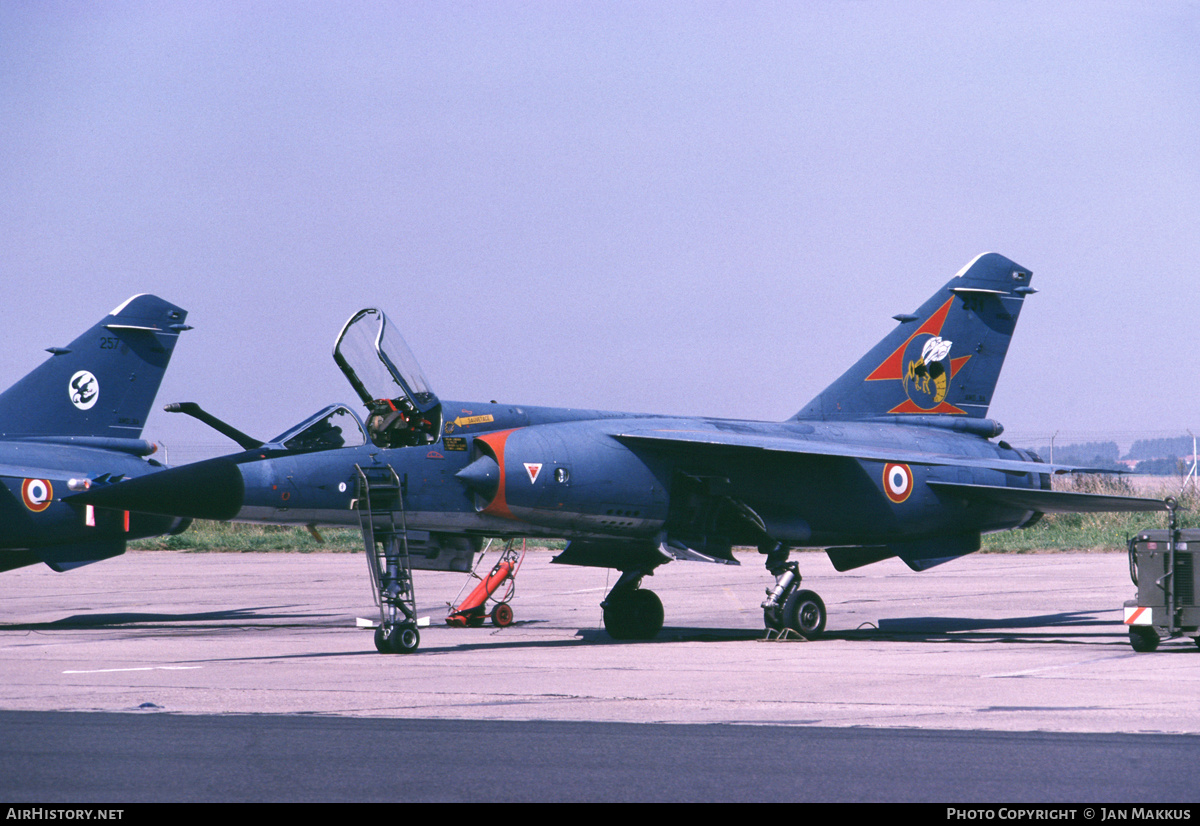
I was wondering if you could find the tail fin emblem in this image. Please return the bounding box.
[69,371,99,411]
[865,298,971,414]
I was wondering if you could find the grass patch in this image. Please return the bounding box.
[130,521,365,553]
[130,521,569,553]
[981,476,1197,553]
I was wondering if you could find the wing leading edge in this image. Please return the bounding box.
[614,429,1109,477]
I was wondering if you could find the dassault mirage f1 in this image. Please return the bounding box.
[79,254,1166,652]
[1,295,192,573]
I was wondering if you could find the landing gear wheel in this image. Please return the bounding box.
[387,623,421,654]
[603,589,664,640]
[763,606,785,632]
[784,589,826,638]
[628,589,664,639]
[374,625,390,654]
[1129,627,1159,653]
[492,603,514,627]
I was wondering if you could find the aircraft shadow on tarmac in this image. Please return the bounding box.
[869,609,1117,636]
[0,605,336,631]
[0,608,1155,654]
[440,609,1136,652]
[580,608,1138,647]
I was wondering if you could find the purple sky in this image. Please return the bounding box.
[3,2,1198,461]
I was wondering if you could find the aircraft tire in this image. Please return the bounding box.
[492,603,514,627]
[784,589,827,638]
[604,589,664,640]
[1129,627,1159,653]
[374,626,391,654]
[388,623,421,654]
[763,607,784,632]
[602,599,629,640]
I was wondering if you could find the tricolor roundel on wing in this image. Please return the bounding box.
[883,463,913,503]
[22,478,54,512]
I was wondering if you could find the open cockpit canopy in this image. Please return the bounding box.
[333,308,442,448]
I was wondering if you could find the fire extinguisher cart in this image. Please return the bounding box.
[446,538,526,628]
[1124,499,1200,652]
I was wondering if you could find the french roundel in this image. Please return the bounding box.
[883,463,913,503]
[21,478,54,512]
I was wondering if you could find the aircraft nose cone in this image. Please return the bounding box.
[76,457,246,521]
[455,454,500,499]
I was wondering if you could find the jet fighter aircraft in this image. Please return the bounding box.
[1,295,192,573]
[77,254,1166,652]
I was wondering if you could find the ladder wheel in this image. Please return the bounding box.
[373,626,391,654]
[388,623,421,654]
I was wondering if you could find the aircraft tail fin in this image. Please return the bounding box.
[0,295,189,439]
[793,253,1034,422]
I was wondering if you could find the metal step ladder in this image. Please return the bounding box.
[354,463,421,654]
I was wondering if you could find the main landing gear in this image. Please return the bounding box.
[599,547,828,642]
[761,549,827,639]
[602,570,664,640]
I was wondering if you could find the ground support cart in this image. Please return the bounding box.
[446,538,526,628]
[1124,500,1200,652]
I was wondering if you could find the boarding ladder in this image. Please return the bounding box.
[354,463,420,653]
